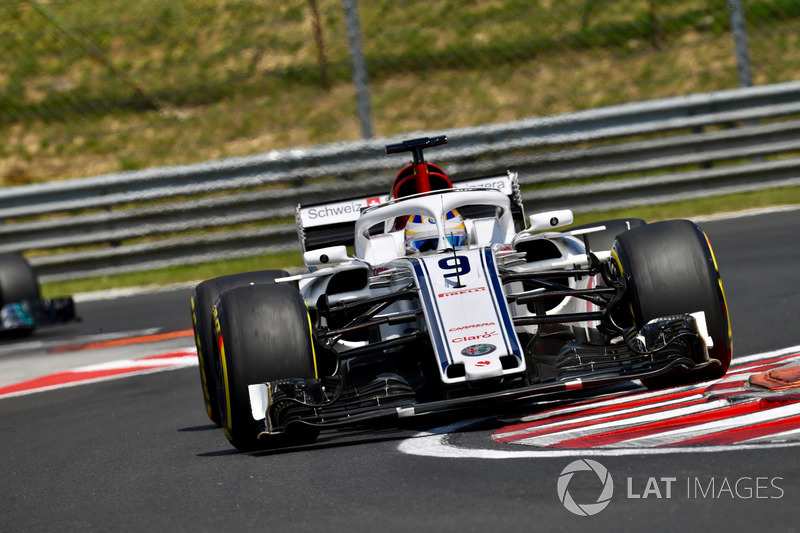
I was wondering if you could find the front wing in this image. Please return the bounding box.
[0,297,76,337]
[248,313,720,437]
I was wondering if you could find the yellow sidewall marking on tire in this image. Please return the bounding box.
[306,309,319,379]
[610,248,636,324]
[704,232,733,350]
[220,343,233,436]
[191,296,214,419]
[214,304,234,434]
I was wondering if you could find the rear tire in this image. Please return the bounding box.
[215,283,319,451]
[190,270,289,426]
[0,253,40,305]
[612,220,732,389]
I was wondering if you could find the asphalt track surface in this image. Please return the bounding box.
[1,208,799,532]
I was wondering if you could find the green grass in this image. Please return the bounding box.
[570,185,800,226]
[2,1,800,184]
[40,185,800,298]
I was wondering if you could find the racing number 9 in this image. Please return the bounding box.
[438,256,470,284]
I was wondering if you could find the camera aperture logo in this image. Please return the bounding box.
[557,459,614,516]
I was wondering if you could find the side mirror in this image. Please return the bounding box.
[303,245,351,267]
[528,209,574,232]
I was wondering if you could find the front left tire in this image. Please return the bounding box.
[612,220,732,388]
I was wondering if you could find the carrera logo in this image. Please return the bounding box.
[451,331,499,343]
[438,287,486,298]
[449,322,497,332]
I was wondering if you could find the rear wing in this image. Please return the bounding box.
[296,172,525,253]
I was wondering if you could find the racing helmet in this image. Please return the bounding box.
[405,210,468,252]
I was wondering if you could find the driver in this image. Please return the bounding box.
[405,209,468,253]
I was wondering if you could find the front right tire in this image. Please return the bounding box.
[214,283,319,451]
[190,270,289,426]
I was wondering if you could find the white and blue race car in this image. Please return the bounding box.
[191,136,732,451]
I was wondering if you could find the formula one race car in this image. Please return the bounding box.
[191,136,732,451]
[0,252,76,338]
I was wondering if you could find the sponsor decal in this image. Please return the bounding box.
[475,361,492,367]
[461,344,497,356]
[449,322,497,332]
[305,202,361,219]
[300,195,389,225]
[454,176,513,194]
[451,331,499,343]
[438,286,486,298]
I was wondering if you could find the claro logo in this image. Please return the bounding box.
[451,331,499,343]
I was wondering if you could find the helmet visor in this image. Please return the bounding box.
[408,234,467,251]
[409,237,439,252]
[446,234,467,248]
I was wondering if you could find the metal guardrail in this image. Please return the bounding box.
[4,80,800,282]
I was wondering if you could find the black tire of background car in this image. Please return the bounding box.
[0,252,40,306]
[190,270,289,426]
[214,283,320,451]
[569,218,646,253]
[612,220,732,389]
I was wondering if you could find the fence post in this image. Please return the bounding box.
[307,0,330,90]
[729,0,753,88]
[341,0,374,139]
